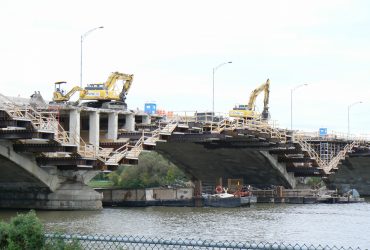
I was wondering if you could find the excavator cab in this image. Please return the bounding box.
[52,81,68,101]
[84,83,105,90]
[54,81,67,95]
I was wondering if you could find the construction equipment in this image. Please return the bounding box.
[229,79,270,120]
[52,82,86,103]
[79,71,134,109]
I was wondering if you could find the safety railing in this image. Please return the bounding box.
[294,134,362,174]
[0,98,54,131]
[126,135,145,159]
[144,128,160,146]
[44,233,362,250]
[98,143,130,165]
[144,120,178,146]
[211,118,231,133]
[324,140,360,173]
[294,134,328,170]
[158,120,178,135]
[76,137,96,158]
[154,111,289,143]
[224,117,288,143]
[162,111,229,125]
[0,94,98,159]
[294,130,370,143]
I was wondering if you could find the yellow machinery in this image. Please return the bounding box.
[80,71,134,109]
[229,79,270,120]
[52,81,87,103]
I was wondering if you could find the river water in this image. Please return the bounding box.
[1,202,369,249]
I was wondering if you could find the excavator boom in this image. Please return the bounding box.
[104,71,133,91]
[52,83,86,102]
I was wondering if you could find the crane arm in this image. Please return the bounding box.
[122,75,133,93]
[247,79,270,111]
[64,86,85,99]
[104,71,134,90]
[103,71,134,103]
[262,79,270,114]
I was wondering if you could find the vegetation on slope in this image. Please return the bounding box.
[107,152,189,189]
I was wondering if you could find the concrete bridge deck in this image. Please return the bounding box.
[0,93,369,210]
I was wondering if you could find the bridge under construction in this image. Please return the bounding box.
[0,93,369,210]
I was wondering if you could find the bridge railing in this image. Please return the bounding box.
[293,130,370,143]
[44,233,361,250]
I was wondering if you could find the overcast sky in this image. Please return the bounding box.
[1,0,370,135]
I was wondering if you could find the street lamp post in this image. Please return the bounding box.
[290,83,309,130]
[347,101,362,139]
[212,61,232,122]
[80,26,104,87]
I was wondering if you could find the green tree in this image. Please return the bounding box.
[0,210,63,250]
[0,211,83,250]
[0,221,9,249]
[108,152,189,188]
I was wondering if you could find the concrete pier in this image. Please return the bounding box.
[69,109,80,145]
[0,140,102,210]
[107,112,118,141]
[89,111,100,149]
[123,113,135,131]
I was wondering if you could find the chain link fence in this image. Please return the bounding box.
[44,234,362,250]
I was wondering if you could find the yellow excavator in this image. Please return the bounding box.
[229,79,270,120]
[79,71,134,109]
[52,81,87,103]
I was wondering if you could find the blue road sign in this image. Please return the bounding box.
[319,128,327,137]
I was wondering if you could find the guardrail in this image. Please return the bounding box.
[44,233,362,250]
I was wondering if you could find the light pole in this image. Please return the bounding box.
[290,83,309,130]
[212,61,232,121]
[80,26,104,87]
[347,101,362,139]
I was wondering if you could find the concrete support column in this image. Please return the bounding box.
[142,114,151,125]
[89,111,100,150]
[107,112,118,141]
[69,109,80,146]
[124,114,135,132]
[193,179,202,197]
